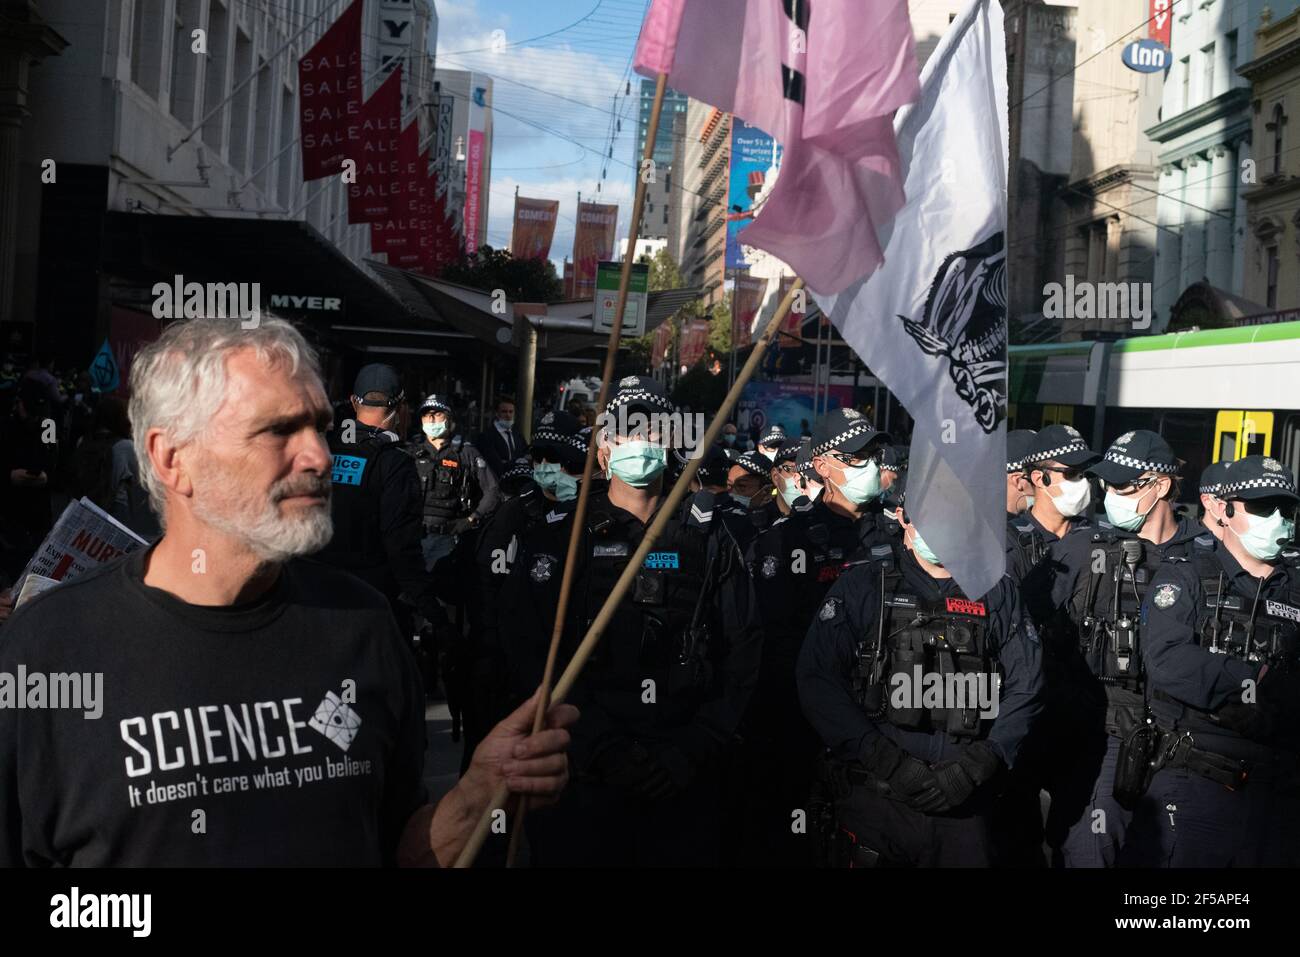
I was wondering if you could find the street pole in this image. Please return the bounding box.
[515,316,538,443]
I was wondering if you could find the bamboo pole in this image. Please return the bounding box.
[501,72,671,867]
[454,276,807,869]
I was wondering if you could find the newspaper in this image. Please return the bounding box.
[14,574,59,609]
[14,497,150,599]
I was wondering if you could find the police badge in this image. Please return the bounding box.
[1265,458,1283,472]
[819,598,840,622]
[761,555,778,579]
[1152,583,1180,609]
[530,555,554,584]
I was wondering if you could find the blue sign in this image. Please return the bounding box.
[331,454,368,486]
[1122,39,1171,73]
[644,551,680,570]
[726,120,782,270]
[88,338,120,393]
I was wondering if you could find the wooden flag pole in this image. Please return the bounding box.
[455,276,807,869]
[499,72,671,868]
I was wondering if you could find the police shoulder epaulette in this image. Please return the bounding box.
[869,543,895,567]
[1193,533,1215,549]
[688,500,714,527]
[545,509,566,524]
[1013,522,1034,535]
[772,514,790,527]
[451,434,464,451]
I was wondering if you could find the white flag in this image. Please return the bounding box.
[813,0,1008,598]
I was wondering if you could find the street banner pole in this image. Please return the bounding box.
[456,276,806,868]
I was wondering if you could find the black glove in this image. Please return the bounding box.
[926,760,975,812]
[451,517,474,536]
[592,739,673,800]
[887,755,949,813]
[1214,666,1293,741]
[957,741,1005,787]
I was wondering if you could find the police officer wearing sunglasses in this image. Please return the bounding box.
[1127,455,1300,866]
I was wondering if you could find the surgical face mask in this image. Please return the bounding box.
[779,478,803,507]
[909,527,942,566]
[804,480,824,502]
[1234,507,1295,561]
[497,416,514,429]
[1104,486,1156,531]
[831,459,881,505]
[730,492,752,509]
[607,440,667,488]
[423,421,447,439]
[724,433,737,445]
[1047,476,1091,517]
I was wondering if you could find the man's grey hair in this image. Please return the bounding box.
[129,318,324,519]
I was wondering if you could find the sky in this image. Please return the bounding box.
[433,0,649,273]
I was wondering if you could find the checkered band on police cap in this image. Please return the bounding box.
[531,410,587,456]
[811,408,887,457]
[1101,449,1179,475]
[606,375,676,416]
[500,457,534,482]
[418,393,454,415]
[1218,457,1298,497]
[733,450,771,479]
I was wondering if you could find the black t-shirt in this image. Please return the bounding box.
[0,548,427,866]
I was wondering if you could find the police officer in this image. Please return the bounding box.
[1045,430,1203,867]
[794,441,824,506]
[728,425,889,866]
[1197,460,1232,539]
[508,376,762,867]
[719,449,777,550]
[687,443,732,496]
[455,412,588,775]
[1004,429,1039,583]
[315,364,442,641]
[497,457,537,499]
[797,472,1044,867]
[757,423,787,462]
[769,439,804,517]
[1125,455,1300,866]
[809,408,897,551]
[408,393,499,572]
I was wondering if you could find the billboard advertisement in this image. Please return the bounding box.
[572,202,619,299]
[737,381,854,438]
[510,196,560,260]
[726,119,781,270]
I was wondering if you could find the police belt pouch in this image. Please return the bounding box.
[1112,707,1161,808]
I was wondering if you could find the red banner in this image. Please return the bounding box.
[563,261,575,298]
[652,321,673,368]
[425,179,460,275]
[346,68,402,224]
[679,319,711,368]
[732,273,767,350]
[1149,0,1172,47]
[510,196,560,260]
[572,201,618,299]
[299,0,363,181]
[369,122,418,257]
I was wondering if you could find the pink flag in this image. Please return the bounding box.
[634,0,919,295]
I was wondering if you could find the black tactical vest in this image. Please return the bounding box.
[855,562,999,741]
[1185,540,1300,670]
[573,502,719,709]
[319,429,394,578]
[414,438,471,524]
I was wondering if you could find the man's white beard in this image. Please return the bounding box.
[192,460,333,563]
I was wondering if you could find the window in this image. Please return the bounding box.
[1202,43,1215,102]
[1267,246,1280,309]
[1227,31,1238,73]
[1085,220,1109,282]
[1282,414,1300,481]
[1269,103,1287,176]
[1180,57,1190,111]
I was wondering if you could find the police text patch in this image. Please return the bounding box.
[331,454,367,486]
[644,552,680,569]
[1152,583,1180,609]
[1266,599,1300,623]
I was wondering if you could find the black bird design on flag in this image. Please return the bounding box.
[899,231,1007,434]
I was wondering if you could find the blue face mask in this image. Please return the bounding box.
[779,479,803,507]
[910,527,942,566]
[730,492,752,509]
[534,462,579,502]
[607,440,667,488]
[423,421,447,439]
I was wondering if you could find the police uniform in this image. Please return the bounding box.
[797,488,1044,867]
[508,377,763,867]
[1004,429,1040,584]
[1128,456,1300,867]
[314,365,440,638]
[716,449,777,555]
[407,393,500,571]
[727,440,893,867]
[1047,431,1201,867]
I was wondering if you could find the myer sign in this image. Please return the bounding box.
[269,294,344,313]
[593,261,647,337]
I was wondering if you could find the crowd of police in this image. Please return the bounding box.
[319,361,1300,868]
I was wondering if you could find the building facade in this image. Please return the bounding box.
[1059,0,1163,339]
[432,67,492,252]
[9,0,442,361]
[1148,0,1280,329]
[1239,6,1300,312]
[679,100,728,307]
[632,77,686,242]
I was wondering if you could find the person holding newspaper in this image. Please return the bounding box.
[0,318,574,866]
